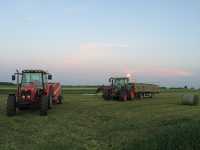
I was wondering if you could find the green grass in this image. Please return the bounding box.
[0,85,97,95]
[0,90,200,150]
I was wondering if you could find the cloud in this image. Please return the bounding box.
[155,68,192,77]
[64,42,129,66]
[123,67,193,78]
[62,42,194,86]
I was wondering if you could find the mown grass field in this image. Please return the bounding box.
[0,86,200,150]
[0,85,97,95]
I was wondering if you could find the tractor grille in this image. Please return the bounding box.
[21,90,32,101]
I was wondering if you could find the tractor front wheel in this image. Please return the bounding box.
[40,96,48,116]
[48,95,53,109]
[7,95,16,116]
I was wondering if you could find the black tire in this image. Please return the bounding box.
[7,95,16,116]
[103,90,112,100]
[40,96,48,116]
[102,91,108,100]
[18,106,28,110]
[58,95,63,104]
[48,95,53,109]
[102,94,107,100]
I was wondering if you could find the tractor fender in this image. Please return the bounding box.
[47,84,54,96]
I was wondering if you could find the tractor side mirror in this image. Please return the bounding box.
[109,78,112,82]
[12,75,15,81]
[48,74,52,80]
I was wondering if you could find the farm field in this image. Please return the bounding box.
[0,87,200,150]
[1,0,199,149]
[0,85,98,95]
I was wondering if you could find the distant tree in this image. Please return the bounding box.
[160,87,167,90]
[170,87,183,90]
[184,86,188,89]
[0,82,15,86]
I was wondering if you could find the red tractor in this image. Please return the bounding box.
[97,77,135,101]
[97,77,160,101]
[7,70,63,116]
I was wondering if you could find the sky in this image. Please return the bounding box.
[0,0,200,87]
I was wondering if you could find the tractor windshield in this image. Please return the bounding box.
[113,78,129,88]
[21,73,43,86]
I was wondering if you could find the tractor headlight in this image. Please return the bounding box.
[22,95,25,99]
[27,95,31,99]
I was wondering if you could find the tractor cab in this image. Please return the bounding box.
[21,70,52,88]
[97,77,135,101]
[12,70,52,89]
[11,70,53,102]
[109,77,129,90]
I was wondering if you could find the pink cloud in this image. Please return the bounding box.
[64,42,129,67]
[152,68,192,77]
[123,67,193,78]
[62,42,193,79]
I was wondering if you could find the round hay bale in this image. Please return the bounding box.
[181,94,199,105]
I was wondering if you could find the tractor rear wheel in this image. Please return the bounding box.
[7,95,16,116]
[103,90,112,100]
[103,93,111,100]
[102,94,107,100]
[40,96,48,116]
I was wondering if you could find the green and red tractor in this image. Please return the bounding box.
[97,77,159,101]
[7,70,63,116]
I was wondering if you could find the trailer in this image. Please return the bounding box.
[97,77,159,101]
[134,83,160,99]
